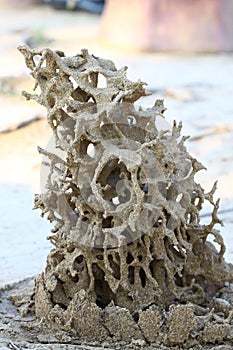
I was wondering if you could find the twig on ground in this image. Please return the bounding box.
[8,340,22,350]
[0,115,43,134]
[190,125,233,142]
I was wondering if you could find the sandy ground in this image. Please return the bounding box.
[0,2,233,348]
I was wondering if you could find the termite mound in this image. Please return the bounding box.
[19,46,233,347]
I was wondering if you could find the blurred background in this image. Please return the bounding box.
[0,0,233,286]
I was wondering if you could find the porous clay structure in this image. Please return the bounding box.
[19,45,233,347]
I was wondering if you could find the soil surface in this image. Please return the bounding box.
[0,2,233,349]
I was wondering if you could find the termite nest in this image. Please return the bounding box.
[19,46,233,347]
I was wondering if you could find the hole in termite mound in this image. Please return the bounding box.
[128,266,135,284]
[102,216,114,228]
[97,158,131,202]
[126,252,134,264]
[108,254,120,280]
[97,73,107,88]
[74,255,84,272]
[92,263,115,308]
[87,142,96,158]
[139,267,146,287]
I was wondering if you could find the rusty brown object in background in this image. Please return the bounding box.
[100,0,233,52]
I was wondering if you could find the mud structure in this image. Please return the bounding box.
[18,45,233,348]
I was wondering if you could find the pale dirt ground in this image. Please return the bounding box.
[0,2,233,349]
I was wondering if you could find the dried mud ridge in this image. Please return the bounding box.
[6,45,233,348]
